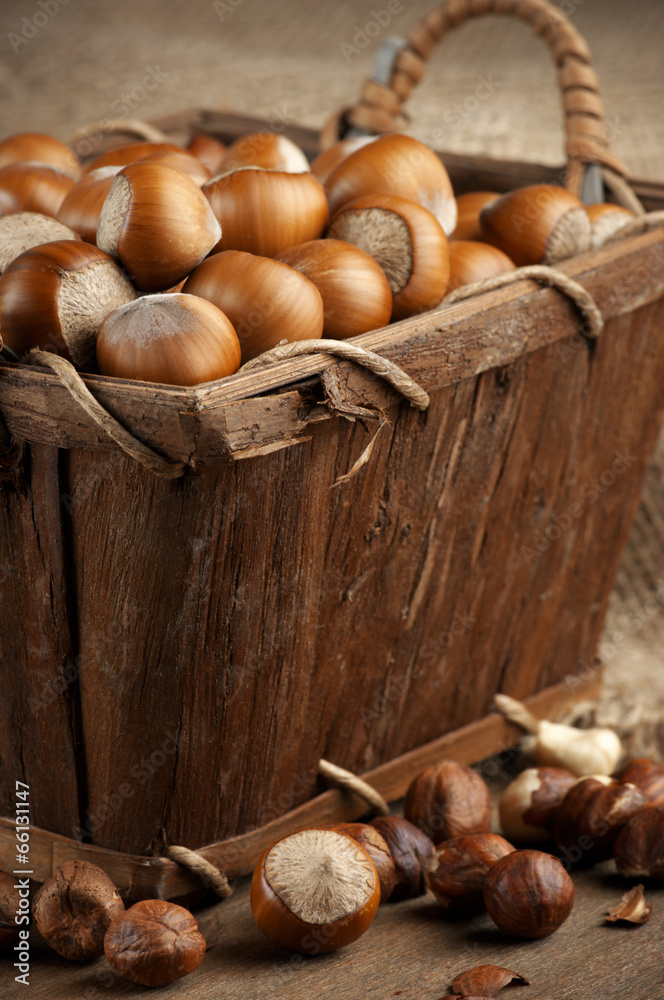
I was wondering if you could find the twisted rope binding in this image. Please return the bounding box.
[67,118,170,152]
[240,339,430,410]
[318,759,390,816]
[166,845,234,899]
[442,265,604,339]
[493,693,541,734]
[24,351,186,478]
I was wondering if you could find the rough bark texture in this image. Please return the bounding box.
[0,116,663,857]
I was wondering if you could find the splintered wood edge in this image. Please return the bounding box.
[0,669,602,899]
[1,228,663,461]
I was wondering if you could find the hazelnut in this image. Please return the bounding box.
[404,761,491,845]
[483,849,574,938]
[0,211,80,274]
[427,834,515,913]
[369,815,434,901]
[32,860,124,961]
[479,184,591,265]
[613,806,664,879]
[250,828,380,954]
[553,776,648,866]
[0,239,137,370]
[104,899,206,987]
[499,766,576,843]
[324,133,457,235]
[0,871,21,949]
[327,193,449,321]
[97,160,222,292]
[329,822,397,903]
[586,202,635,248]
[613,758,664,807]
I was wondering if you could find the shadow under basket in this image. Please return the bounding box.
[2,0,664,898]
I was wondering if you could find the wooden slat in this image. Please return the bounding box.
[2,296,662,860]
[0,670,602,901]
[1,230,663,461]
[0,446,81,836]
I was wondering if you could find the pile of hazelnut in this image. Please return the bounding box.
[0,860,207,987]
[0,127,634,387]
[0,743,662,987]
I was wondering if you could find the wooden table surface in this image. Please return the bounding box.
[2,859,662,999]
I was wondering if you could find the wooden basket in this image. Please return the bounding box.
[1,0,664,897]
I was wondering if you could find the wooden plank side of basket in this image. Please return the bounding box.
[2,276,664,857]
[1,110,664,858]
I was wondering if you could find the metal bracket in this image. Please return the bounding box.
[580,162,604,205]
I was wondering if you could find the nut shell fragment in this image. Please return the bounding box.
[450,964,530,997]
[604,884,652,924]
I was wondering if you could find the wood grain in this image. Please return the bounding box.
[2,298,662,856]
[0,670,602,900]
[0,446,81,836]
[1,110,663,864]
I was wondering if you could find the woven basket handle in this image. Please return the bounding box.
[322,0,635,205]
[67,119,170,159]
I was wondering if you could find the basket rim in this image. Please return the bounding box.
[1,227,663,464]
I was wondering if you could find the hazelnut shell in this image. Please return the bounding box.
[329,822,398,902]
[479,184,591,266]
[97,160,222,292]
[203,167,329,258]
[613,758,664,807]
[325,133,457,235]
[553,777,648,864]
[613,806,664,879]
[483,849,574,938]
[104,899,206,987]
[0,239,137,369]
[276,238,392,339]
[404,760,492,844]
[369,815,434,901]
[250,828,380,954]
[0,131,80,178]
[0,162,75,218]
[327,193,449,321]
[427,833,515,913]
[183,249,324,364]
[96,293,241,386]
[32,860,124,961]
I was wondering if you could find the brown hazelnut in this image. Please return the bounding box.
[32,860,124,961]
[250,828,380,955]
[427,834,516,913]
[613,758,664,807]
[369,816,434,901]
[329,822,397,903]
[404,761,491,845]
[553,776,648,866]
[0,871,21,949]
[104,899,206,987]
[613,806,664,879]
[482,849,574,938]
[499,766,576,843]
